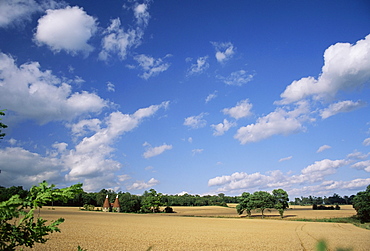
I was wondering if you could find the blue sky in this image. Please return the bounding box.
[0,0,370,198]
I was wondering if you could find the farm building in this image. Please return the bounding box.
[102,195,120,212]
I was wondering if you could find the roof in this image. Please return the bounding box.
[113,195,120,208]
[103,195,110,208]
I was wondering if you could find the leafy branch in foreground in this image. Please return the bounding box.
[0,181,83,251]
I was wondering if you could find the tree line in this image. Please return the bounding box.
[0,186,239,213]
[290,193,355,205]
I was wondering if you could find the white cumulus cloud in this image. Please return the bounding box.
[211,119,236,136]
[208,158,351,195]
[99,18,141,61]
[0,53,106,124]
[279,35,370,104]
[320,100,366,119]
[134,54,171,79]
[187,56,209,76]
[143,143,173,158]
[134,2,150,26]
[351,160,370,172]
[222,99,253,119]
[0,0,40,28]
[211,42,235,63]
[317,145,332,153]
[234,101,309,144]
[127,178,159,190]
[184,113,208,129]
[34,6,97,55]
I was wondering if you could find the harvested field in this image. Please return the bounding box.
[171,204,357,219]
[23,206,369,251]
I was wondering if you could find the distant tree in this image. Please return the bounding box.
[236,192,253,217]
[352,185,370,223]
[0,186,28,202]
[141,189,163,213]
[272,189,289,218]
[0,181,83,250]
[119,192,141,213]
[0,109,7,140]
[250,191,275,218]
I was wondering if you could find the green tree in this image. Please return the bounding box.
[141,189,163,213]
[236,192,254,217]
[0,109,7,140]
[272,189,289,218]
[250,191,275,218]
[0,181,83,250]
[352,184,370,223]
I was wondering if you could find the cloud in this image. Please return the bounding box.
[0,147,63,189]
[205,91,217,103]
[69,118,101,137]
[34,6,97,55]
[133,2,150,26]
[351,160,370,172]
[218,70,254,86]
[211,119,236,136]
[184,113,208,129]
[208,158,350,195]
[279,156,293,162]
[222,99,253,119]
[0,53,107,124]
[127,178,159,190]
[107,82,115,92]
[187,56,209,75]
[347,151,369,160]
[99,18,142,61]
[192,149,204,155]
[320,100,366,119]
[211,42,235,63]
[317,145,332,153]
[278,35,370,104]
[234,101,309,144]
[0,0,40,28]
[143,143,173,158]
[363,138,370,146]
[300,159,348,177]
[134,54,171,79]
[59,101,168,191]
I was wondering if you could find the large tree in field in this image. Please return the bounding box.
[352,185,370,223]
[236,192,254,217]
[141,189,163,213]
[250,191,275,218]
[272,189,289,218]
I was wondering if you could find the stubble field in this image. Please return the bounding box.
[24,205,370,251]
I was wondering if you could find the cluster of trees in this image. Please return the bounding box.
[352,185,370,223]
[236,189,289,218]
[291,193,355,205]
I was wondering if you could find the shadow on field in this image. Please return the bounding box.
[240,214,297,218]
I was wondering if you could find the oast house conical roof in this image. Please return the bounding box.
[103,195,110,208]
[113,195,120,208]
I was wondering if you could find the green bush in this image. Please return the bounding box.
[0,181,82,250]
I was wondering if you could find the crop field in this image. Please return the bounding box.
[24,206,369,251]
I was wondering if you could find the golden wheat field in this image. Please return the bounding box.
[23,205,370,251]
